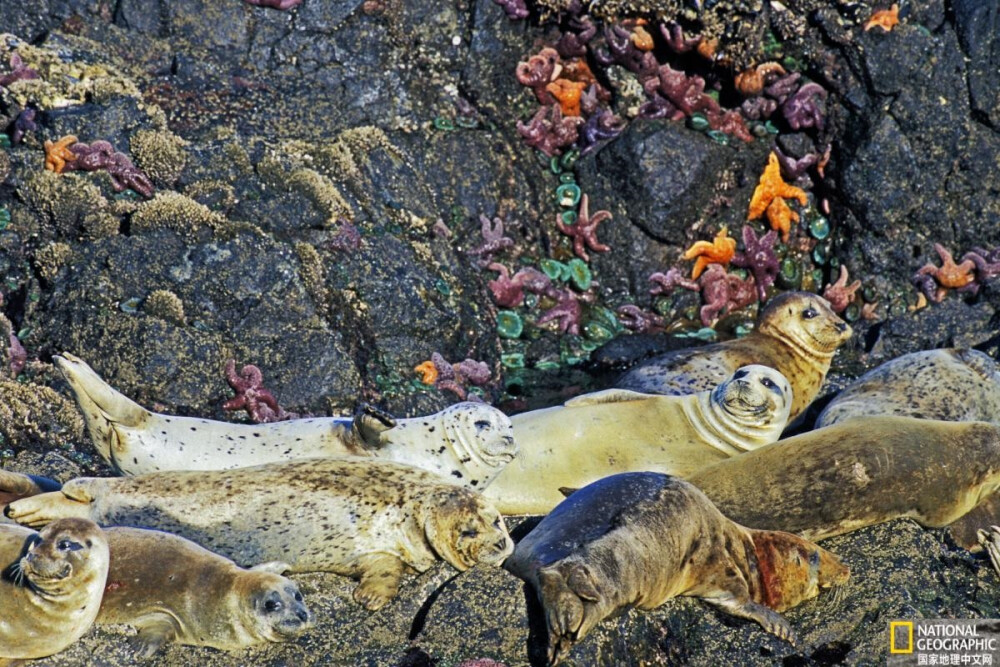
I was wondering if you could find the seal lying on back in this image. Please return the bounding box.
[0,519,110,662]
[55,353,516,489]
[5,457,513,611]
[616,292,851,420]
[97,527,313,656]
[688,417,1000,540]
[505,473,848,666]
[485,365,792,514]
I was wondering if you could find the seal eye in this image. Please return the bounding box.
[760,377,781,394]
[461,529,480,539]
[57,539,82,552]
[294,592,303,602]
[474,420,491,431]
[802,307,819,319]
[264,599,283,613]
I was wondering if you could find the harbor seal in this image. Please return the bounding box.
[97,527,314,656]
[0,518,110,661]
[616,292,851,420]
[505,472,848,665]
[5,457,514,611]
[485,365,792,514]
[55,352,516,489]
[688,416,1000,541]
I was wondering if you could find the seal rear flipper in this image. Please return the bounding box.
[55,353,149,434]
[4,488,94,528]
[948,497,1000,551]
[536,566,590,665]
[708,595,797,646]
[351,403,398,449]
[563,389,653,407]
[132,613,180,659]
[977,526,1000,576]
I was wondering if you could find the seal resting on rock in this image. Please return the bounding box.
[97,527,314,656]
[0,518,110,662]
[55,352,516,489]
[4,457,514,611]
[688,416,1000,540]
[505,473,848,666]
[485,365,792,515]
[616,292,851,420]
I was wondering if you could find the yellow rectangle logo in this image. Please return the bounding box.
[890,621,914,654]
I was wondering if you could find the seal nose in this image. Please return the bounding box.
[297,609,310,623]
[733,369,749,379]
[835,321,848,333]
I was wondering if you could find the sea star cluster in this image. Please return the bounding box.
[912,243,999,303]
[44,135,155,198]
[414,352,492,400]
[222,359,299,423]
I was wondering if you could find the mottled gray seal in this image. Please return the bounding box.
[485,365,792,514]
[56,352,516,489]
[5,457,513,611]
[506,473,849,665]
[0,518,110,661]
[616,292,851,420]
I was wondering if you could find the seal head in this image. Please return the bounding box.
[241,569,315,642]
[698,364,793,454]
[424,490,513,571]
[752,530,850,612]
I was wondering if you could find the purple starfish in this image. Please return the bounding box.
[556,194,611,262]
[0,53,38,88]
[698,264,757,326]
[773,144,822,181]
[962,248,1000,281]
[222,359,298,423]
[648,267,698,296]
[515,48,561,105]
[487,263,552,308]
[536,287,584,335]
[242,0,302,9]
[10,107,37,145]
[428,352,491,401]
[467,215,515,266]
[781,82,828,131]
[555,16,597,58]
[579,109,625,154]
[731,225,779,301]
[660,22,702,53]
[491,0,528,19]
[8,332,26,375]
[617,304,666,333]
[516,104,582,157]
[66,140,154,198]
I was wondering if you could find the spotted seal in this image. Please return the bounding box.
[97,527,313,656]
[485,365,792,514]
[505,472,849,665]
[616,292,851,420]
[55,352,516,489]
[0,518,110,662]
[5,457,514,611]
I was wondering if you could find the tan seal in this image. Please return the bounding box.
[5,457,514,611]
[55,352,517,489]
[616,292,852,420]
[97,527,314,656]
[688,416,1000,541]
[505,472,848,665]
[0,518,110,662]
[485,365,792,514]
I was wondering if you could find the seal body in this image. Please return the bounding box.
[689,417,1000,540]
[0,518,110,661]
[485,365,792,514]
[97,527,313,656]
[5,457,514,611]
[616,292,851,420]
[505,473,848,665]
[55,353,516,489]
[816,348,1000,427]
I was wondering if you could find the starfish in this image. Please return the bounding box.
[467,215,515,266]
[8,332,26,375]
[731,225,779,301]
[11,107,37,145]
[822,265,862,313]
[516,48,561,105]
[44,135,79,173]
[545,79,588,117]
[487,263,551,308]
[865,4,900,32]
[617,305,667,334]
[222,359,297,423]
[861,301,880,321]
[748,152,808,242]
[963,247,1000,281]
[243,0,303,9]
[418,353,491,401]
[536,288,584,335]
[734,62,786,97]
[698,264,757,327]
[556,194,611,262]
[649,267,699,295]
[683,227,737,279]
[912,243,977,302]
[413,360,438,385]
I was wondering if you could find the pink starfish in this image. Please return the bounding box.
[8,332,26,375]
[617,305,667,333]
[243,0,302,8]
[556,194,611,262]
[428,352,491,401]
[222,359,298,423]
[731,225,779,301]
[822,265,862,313]
[467,215,515,266]
[536,287,585,335]
[487,263,552,308]
[698,264,757,326]
[648,267,698,295]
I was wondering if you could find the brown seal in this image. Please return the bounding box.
[688,416,1000,541]
[5,457,514,611]
[0,518,110,661]
[616,292,852,420]
[96,527,314,656]
[505,472,848,665]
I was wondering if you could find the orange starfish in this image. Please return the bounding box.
[917,243,975,288]
[631,24,654,51]
[545,78,588,117]
[865,4,899,32]
[413,360,438,385]
[44,135,79,174]
[734,62,786,97]
[822,265,862,313]
[748,152,808,242]
[683,227,737,279]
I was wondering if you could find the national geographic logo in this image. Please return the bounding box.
[887,620,1000,665]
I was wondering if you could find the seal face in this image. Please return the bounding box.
[817,348,1000,427]
[484,365,792,515]
[97,527,313,656]
[505,473,848,665]
[54,353,516,489]
[5,458,513,611]
[0,518,110,660]
[616,292,851,420]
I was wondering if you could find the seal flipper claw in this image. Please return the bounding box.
[352,553,405,610]
[352,403,398,449]
[133,613,180,659]
[710,595,797,645]
[977,526,1000,576]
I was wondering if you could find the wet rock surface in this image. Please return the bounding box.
[2,0,1000,664]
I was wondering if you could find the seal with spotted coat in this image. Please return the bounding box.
[4,457,514,611]
[505,473,849,666]
[485,365,792,515]
[55,353,516,489]
[616,292,851,420]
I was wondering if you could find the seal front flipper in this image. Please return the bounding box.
[708,594,798,646]
[352,553,406,610]
[132,613,180,659]
[562,389,653,407]
[351,403,398,449]
[977,526,1000,577]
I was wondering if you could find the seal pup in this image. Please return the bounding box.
[616,292,851,420]
[55,352,516,489]
[485,365,792,514]
[505,472,848,666]
[688,416,1000,540]
[97,527,313,656]
[0,518,110,662]
[5,457,514,611]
